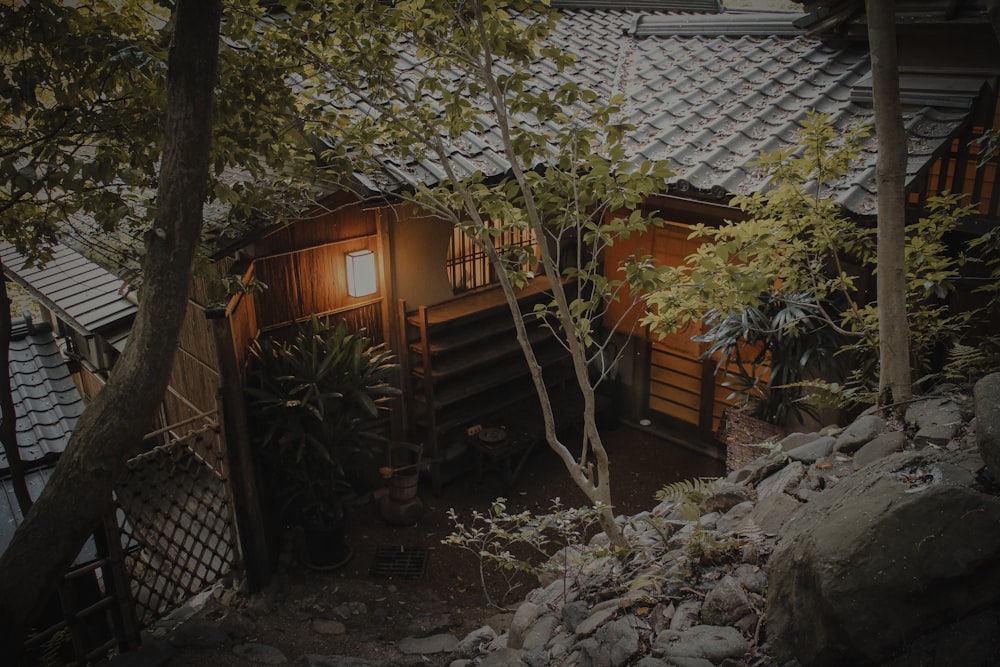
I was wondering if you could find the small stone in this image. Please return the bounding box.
[699,488,752,515]
[834,414,886,453]
[853,431,906,470]
[669,600,701,631]
[716,501,754,532]
[398,633,458,654]
[563,600,591,633]
[701,576,751,626]
[404,612,452,636]
[777,432,823,451]
[507,601,543,649]
[732,563,767,595]
[455,626,497,659]
[312,618,346,635]
[653,625,749,663]
[907,397,963,446]
[574,602,618,637]
[784,436,836,463]
[755,461,805,499]
[479,647,526,666]
[521,613,559,651]
[749,492,802,535]
[232,643,287,664]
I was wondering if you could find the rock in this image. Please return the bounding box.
[232,643,288,664]
[574,600,619,637]
[168,622,230,649]
[700,576,750,626]
[852,431,906,470]
[403,612,452,636]
[907,397,963,446]
[732,563,767,595]
[766,450,1000,666]
[668,600,701,631]
[300,657,384,667]
[478,647,526,666]
[397,633,458,654]
[634,658,676,667]
[777,431,823,451]
[748,492,801,534]
[652,625,748,663]
[716,501,754,532]
[975,372,1000,482]
[562,600,590,633]
[882,608,1000,667]
[454,626,497,659]
[521,613,559,651]
[754,461,804,499]
[582,616,640,666]
[311,618,346,635]
[726,452,786,485]
[699,487,752,515]
[507,601,543,649]
[783,435,835,463]
[834,414,885,453]
[105,638,174,667]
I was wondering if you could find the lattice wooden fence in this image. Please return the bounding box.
[114,422,238,626]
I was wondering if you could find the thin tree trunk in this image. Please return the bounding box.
[867,0,912,410]
[0,0,222,652]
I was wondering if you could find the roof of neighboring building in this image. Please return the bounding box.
[794,0,995,34]
[332,7,975,217]
[1,241,138,338]
[1,317,85,473]
[1,318,92,560]
[552,0,723,10]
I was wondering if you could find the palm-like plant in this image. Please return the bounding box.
[696,291,844,426]
[246,316,400,525]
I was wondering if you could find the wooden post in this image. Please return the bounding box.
[206,302,272,590]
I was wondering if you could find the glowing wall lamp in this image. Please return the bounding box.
[346,249,378,298]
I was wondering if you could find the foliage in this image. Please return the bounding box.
[643,110,977,407]
[695,291,844,425]
[654,477,725,505]
[270,0,676,547]
[1,0,317,278]
[246,316,400,524]
[442,497,608,607]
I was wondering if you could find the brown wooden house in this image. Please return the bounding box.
[6,2,1000,589]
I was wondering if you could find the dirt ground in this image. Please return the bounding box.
[157,422,724,666]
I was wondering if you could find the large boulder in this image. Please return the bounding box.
[975,372,1000,483]
[765,449,1000,666]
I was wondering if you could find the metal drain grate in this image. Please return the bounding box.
[369,545,429,579]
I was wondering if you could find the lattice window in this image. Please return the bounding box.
[446,222,538,293]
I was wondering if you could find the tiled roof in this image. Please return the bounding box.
[1,241,137,337]
[552,0,722,11]
[330,8,973,217]
[1,318,84,473]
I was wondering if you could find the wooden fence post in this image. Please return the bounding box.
[206,304,272,590]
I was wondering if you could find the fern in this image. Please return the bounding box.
[655,477,723,504]
[944,340,1000,385]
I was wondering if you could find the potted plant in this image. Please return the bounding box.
[245,316,400,568]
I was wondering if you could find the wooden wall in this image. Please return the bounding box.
[604,221,733,434]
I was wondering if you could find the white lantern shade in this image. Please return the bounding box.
[346,249,377,298]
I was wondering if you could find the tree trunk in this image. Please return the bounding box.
[0,271,33,514]
[0,0,222,653]
[866,0,912,410]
